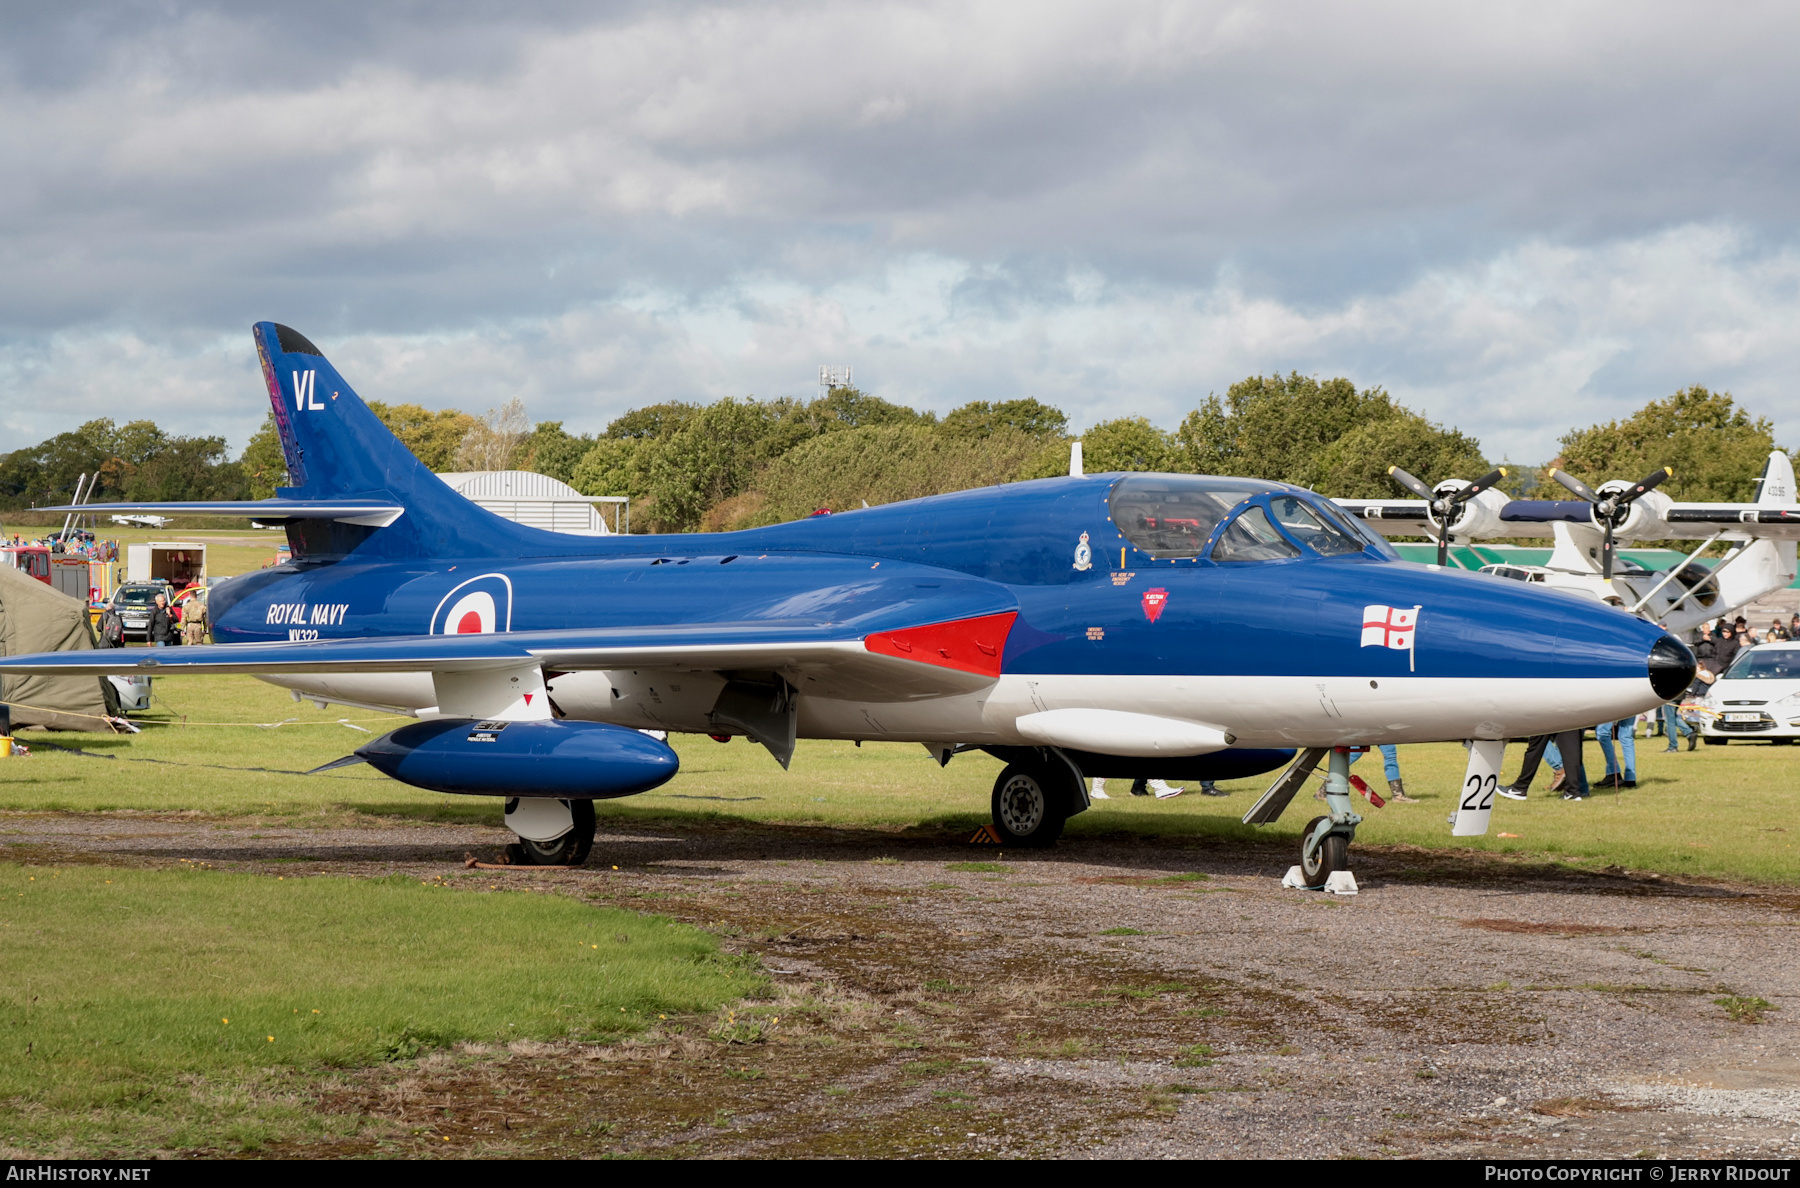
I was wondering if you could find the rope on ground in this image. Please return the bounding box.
[0,701,134,732]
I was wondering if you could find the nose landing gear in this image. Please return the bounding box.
[1298,748,1361,889]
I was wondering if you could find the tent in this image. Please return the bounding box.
[0,564,114,731]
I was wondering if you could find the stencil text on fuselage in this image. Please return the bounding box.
[265,603,349,626]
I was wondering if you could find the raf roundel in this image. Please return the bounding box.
[429,573,515,635]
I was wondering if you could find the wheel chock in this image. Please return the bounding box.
[1281,866,1359,894]
[969,824,1004,846]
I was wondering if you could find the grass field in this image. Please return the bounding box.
[3,673,1797,885]
[3,673,1797,1155]
[0,862,762,1155]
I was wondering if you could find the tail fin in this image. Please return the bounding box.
[254,323,582,560]
[1755,450,1797,507]
[1710,451,1799,613]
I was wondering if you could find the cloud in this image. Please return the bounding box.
[2,2,1799,471]
[9,221,1796,473]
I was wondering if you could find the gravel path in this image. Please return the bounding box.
[4,810,1796,1159]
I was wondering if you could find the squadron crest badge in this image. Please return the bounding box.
[1072,531,1093,571]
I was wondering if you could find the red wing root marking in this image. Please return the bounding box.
[863,612,1018,678]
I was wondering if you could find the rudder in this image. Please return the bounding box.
[252,322,579,560]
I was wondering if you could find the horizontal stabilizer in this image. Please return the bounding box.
[39,499,405,527]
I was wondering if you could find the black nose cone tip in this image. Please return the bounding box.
[1648,635,1697,700]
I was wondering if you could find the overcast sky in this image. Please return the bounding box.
[3,1,1798,467]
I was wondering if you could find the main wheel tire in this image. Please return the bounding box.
[512,799,596,867]
[990,763,1069,848]
[1299,814,1348,889]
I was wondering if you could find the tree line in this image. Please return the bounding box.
[0,375,1782,531]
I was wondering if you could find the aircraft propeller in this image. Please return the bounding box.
[1386,466,1508,567]
[1546,466,1673,579]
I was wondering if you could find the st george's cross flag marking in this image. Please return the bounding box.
[1361,604,1422,672]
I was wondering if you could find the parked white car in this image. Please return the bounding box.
[107,674,152,713]
[1699,643,1800,744]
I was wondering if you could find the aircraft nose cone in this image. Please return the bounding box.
[1648,634,1697,700]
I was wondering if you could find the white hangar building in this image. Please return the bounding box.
[436,471,627,536]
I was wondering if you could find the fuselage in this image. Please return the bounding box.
[212,473,1685,751]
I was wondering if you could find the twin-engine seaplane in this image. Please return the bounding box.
[0,324,1695,885]
[1334,456,1800,635]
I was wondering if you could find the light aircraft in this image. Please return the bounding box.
[111,513,172,529]
[1334,456,1800,635]
[0,324,1695,886]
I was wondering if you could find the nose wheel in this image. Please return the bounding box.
[1297,748,1361,889]
[1298,815,1350,888]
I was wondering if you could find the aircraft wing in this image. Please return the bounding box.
[1331,499,1433,528]
[1337,452,1800,544]
[0,609,1019,702]
[1661,503,1800,538]
[52,499,405,527]
[1337,497,1800,541]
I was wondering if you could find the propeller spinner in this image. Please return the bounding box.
[1387,466,1508,567]
[1547,465,1672,579]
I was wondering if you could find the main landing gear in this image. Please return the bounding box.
[989,752,1083,847]
[1297,748,1361,889]
[504,797,597,866]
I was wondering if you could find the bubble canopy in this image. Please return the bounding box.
[1108,475,1381,562]
[1108,475,1281,559]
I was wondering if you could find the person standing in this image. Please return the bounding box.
[1596,717,1637,789]
[1692,625,1717,675]
[1660,700,1694,750]
[1348,744,1417,802]
[1553,728,1590,799]
[1498,734,1552,799]
[181,592,208,646]
[1714,624,1740,673]
[97,605,125,649]
[1658,635,1696,752]
[1090,777,1185,800]
[148,593,176,647]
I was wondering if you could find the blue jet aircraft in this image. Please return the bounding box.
[0,324,1696,885]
